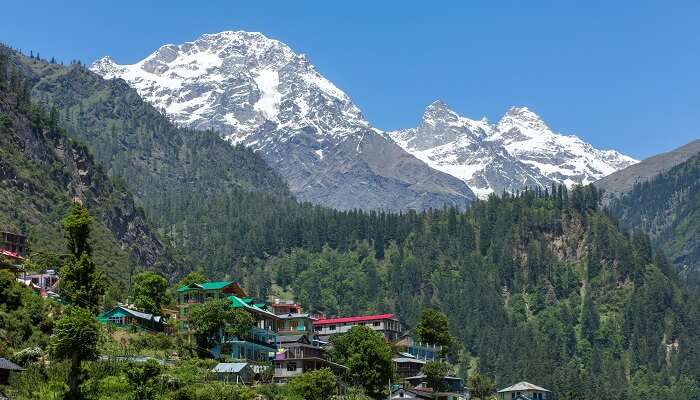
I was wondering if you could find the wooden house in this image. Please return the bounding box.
[393,353,427,379]
[273,333,346,382]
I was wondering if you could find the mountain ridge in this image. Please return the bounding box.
[89,30,480,210]
[390,101,637,197]
[0,48,184,280]
[596,138,700,199]
[599,139,700,271]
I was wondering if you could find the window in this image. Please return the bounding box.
[329,325,336,331]
[373,321,381,327]
[287,362,297,372]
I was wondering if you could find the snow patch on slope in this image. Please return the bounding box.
[252,69,281,120]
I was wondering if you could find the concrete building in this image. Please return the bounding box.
[313,313,402,341]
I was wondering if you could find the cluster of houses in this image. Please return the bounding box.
[97,279,551,399]
[0,231,551,399]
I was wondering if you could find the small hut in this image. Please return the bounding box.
[211,362,254,385]
[0,358,23,385]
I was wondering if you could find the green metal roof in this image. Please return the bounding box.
[228,295,249,308]
[200,281,234,290]
[226,295,279,319]
[177,281,234,292]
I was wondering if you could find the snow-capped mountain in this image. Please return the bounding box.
[389,101,637,198]
[91,31,475,211]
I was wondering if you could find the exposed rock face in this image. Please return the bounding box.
[389,101,638,198]
[90,31,475,211]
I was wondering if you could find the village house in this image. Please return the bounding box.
[270,300,302,315]
[273,333,346,383]
[406,374,465,397]
[0,358,23,385]
[176,280,282,362]
[271,300,317,336]
[393,352,427,379]
[98,305,167,332]
[176,281,247,333]
[277,312,316,335]
[497,382,551,400]
[313,313,402,341]
[395,334,442,361]
[391,386,434,399]
[17,269,59,297]
[219,295,280,361]
[0,231,27,256]
[0,249,24,275]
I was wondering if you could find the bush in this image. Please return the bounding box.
[288,368,337,400]
[131,332,174,351]
[11,346,43,367]
[169,382,256,400]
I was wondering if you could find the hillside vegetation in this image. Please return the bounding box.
[0,50,182,281]
[2,48,700,399]
[608,152,700,272]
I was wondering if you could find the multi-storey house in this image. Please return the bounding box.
[313,313,402,342]
[273,333,346,382]
[176,281,280,362]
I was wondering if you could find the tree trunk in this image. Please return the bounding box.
[68,351,81,400]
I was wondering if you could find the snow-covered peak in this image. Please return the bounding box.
[90,31,368,142]
[493,106,553,142]
[419,100,491,137]
[90,56,122,77]
[389,103,638,198]
[391,101,491,153]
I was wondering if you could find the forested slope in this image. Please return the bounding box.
[0,51,182,281]
[608,152,700,271]
[233,186,700,399]
[3,46,700,399]
[3,47,292,276]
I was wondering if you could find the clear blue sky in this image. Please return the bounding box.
[3,0,699,159]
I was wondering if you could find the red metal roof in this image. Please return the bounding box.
[0,249,23,260]
[313,313,396,326]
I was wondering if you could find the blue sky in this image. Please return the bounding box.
[2,0,699,159]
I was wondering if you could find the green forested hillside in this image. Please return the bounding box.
[240,187,700,399]
[6,49,296,275]
[608,152,700,272]
[0,50,182,281]
[3,48,700,399]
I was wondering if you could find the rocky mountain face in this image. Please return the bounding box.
[389,101,638,198]
[90,31,475,211]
